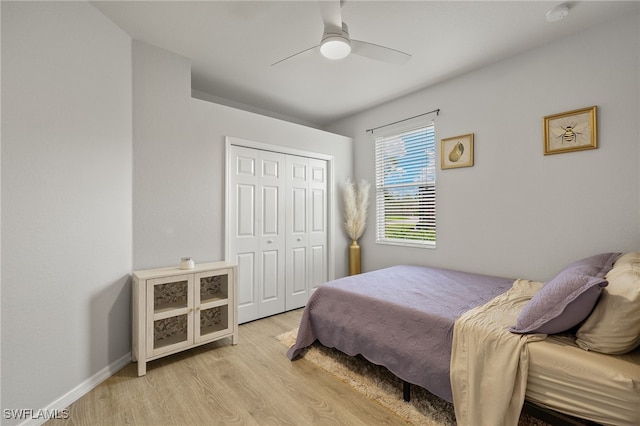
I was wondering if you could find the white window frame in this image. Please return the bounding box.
[374,123,436,248]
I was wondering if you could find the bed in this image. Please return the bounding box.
[286,252,640,426]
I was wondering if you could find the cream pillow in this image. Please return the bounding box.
[576,251,640,354]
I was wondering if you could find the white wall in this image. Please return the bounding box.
[132,40,354,274]
[0,0,4,416]
[192,89,321,130]
[327,13,640,281]
[1,2,132,423]
[1,4,353,420]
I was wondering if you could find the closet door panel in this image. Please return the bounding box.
[230,148,260,322]
[291,247,307,295]
[236,252,257,318]
[308,158,328,292]
[237,185,255,236]
[286,156,310,310]
[262,186,279,235]
[292,187,307,233]
[256,151,286,317]
[261,249,279,300]
[229,145,285,323]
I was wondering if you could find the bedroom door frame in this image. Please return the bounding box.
[225,136,335,322]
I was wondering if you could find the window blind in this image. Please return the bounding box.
[374,124,436,247]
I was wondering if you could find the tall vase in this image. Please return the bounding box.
[349,239,361,275]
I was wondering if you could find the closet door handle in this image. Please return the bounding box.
[267,239,273,244]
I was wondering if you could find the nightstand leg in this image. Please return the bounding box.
[137,360,146,377]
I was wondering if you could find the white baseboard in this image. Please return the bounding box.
[17,353,131,426]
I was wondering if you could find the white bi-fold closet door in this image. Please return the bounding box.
[226,140,330,324]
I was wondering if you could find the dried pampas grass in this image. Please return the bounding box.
[343,179,370,241]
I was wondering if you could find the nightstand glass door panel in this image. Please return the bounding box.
[147,274,194,358]
[198,305,230,341]
[195,270,233,343]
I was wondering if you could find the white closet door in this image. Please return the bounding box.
[285,156,328,310]
[285,156,309,309]
[308,158,328,294]
[228,146,285,323]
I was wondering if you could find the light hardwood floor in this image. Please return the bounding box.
[50,309,407,425]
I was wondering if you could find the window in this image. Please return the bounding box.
[374,124,436,247]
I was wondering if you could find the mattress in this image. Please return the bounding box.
[526,334,640,426]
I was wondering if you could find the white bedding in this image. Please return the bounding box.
[451,279,546,426]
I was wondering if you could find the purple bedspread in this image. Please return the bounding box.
[287,265,514,402]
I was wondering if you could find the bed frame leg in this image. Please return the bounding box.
[402,381,411,402]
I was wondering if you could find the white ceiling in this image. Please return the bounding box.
[92,1,639,127]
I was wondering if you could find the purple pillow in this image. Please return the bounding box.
[510,252,621,334]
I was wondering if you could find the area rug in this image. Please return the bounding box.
[277,328,550,426]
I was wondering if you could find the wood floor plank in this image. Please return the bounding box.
[50,309,406,426]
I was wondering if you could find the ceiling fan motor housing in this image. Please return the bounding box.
[320,22,351,59]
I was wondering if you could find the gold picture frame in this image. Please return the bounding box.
[441,133,474,169]
[544,106,597,155]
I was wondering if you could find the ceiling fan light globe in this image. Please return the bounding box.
[320,36,351,60]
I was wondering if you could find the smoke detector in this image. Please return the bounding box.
[546,4,570,22]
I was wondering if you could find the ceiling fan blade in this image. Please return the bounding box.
[351,39,412,64]
[271,45,320,67]
[318,0,343,31]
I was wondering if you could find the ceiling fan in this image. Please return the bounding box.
[271,0,412,66]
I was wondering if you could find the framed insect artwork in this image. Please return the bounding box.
[543,106,597,155]
[441,133,474,169]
